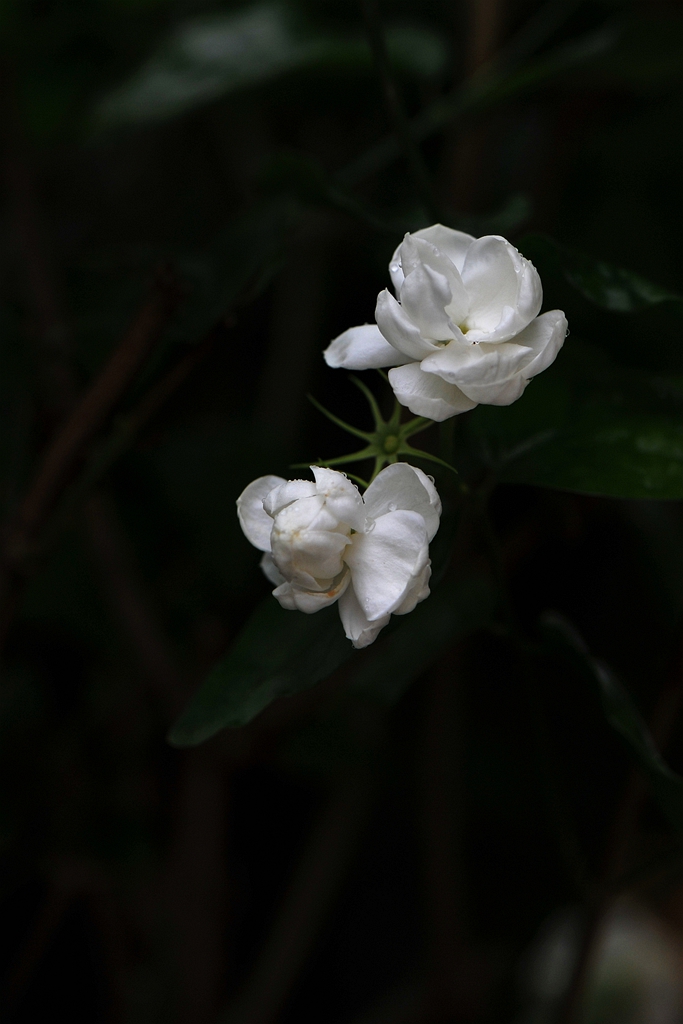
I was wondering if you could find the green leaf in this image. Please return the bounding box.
[168,599,355,746]
[541,616,683,836]
[500,413,683,500]
[521,234,682,313]
[470,343,683,500]
[93,5,447,130]
[351,574,496,706]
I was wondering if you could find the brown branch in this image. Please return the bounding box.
[221,778,373,1024]
[7,267,181,553]
[84,491,186,718]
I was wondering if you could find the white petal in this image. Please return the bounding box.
[421,336,534,388]
[413,224,475,273]
[388,363,477,421]
[461,235,542,341]
[400,262,458,342]
[312,467,366,532]
[273,571,350,614]
[394,561,431,615]
[389,226,474,293]
[363,462,441,542]
[260,552,286,586]
[456,310,568,406]
[271,496,350,585]
[458,374,527,406]
[337,585,389,648]
[515,309,568,377]
[345,510,429,621]
[323,324,410,370]
[375,290,438,361]
[263,479,317,517]
[237,474,285,552]
[399,235,470,327]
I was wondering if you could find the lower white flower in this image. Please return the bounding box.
[237,464,441,648]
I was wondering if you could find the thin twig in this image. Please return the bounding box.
[8,266,182,553]
[359,0,439,219]
[221,777,373,1024]
[84,491,186,718]
[44,330,219,547]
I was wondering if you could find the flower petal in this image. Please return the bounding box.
[375,289,438,361]
[456,310,568,406]
[263,479,317,517]
[338,585,390,648]
[413,225,475,272]
[461,235,542,341]
[394,561,431,615]
[345,509,429,621]
[237,474,286,552]
[399,262,458,342]
[399,235,470,328]
[421,336,534,388]
[363,463,441,542]
[389,224,475,291]
[312,467,366,532]
[260,552,286,586]
[271,495,350,585]
[514,309,568,377]
[388,363,477,421]
[273,571,350,614]
[323,324,410,370]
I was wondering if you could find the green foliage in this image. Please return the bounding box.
[302,376,455,484]
[542,616,683,837]
[521,234,682,313]
[351,573,496,706]
[94,3,447,129]
[168,598,355,746]
[169,570,496,747]
[470,344,683,500]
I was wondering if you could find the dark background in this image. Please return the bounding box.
[0,0,682,1021]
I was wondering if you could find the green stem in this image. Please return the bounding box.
[307,394,373,442]
[292,445,377,469]
[400,417,433,439]
[349,375,385,431]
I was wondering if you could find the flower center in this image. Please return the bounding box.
[383,434,400,454]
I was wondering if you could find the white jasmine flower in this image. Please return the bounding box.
[324,224,568,421]
[237,464,441,648]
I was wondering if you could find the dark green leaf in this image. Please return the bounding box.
[521,234,681,312]
[168,599,354,746]
[470,343,683,499]
[351,574,496,706]
[541,615,683,836]
[500,413,683,500]
[93,5,446,130]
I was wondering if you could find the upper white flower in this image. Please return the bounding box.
[237,464,441,648]
[324,224,568,422]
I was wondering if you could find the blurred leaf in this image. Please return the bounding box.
[522,234,682,312]
[351,573,496,706]
[470,343,683,499]
[500,413,683,500]
[93,4,446,129]
[574,14,683,90]
[541,615,683,836]
[340,24,618,186]
[168,600,355,746]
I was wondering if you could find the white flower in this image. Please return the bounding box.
[324,224,568,422]
[237,464,441,648]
